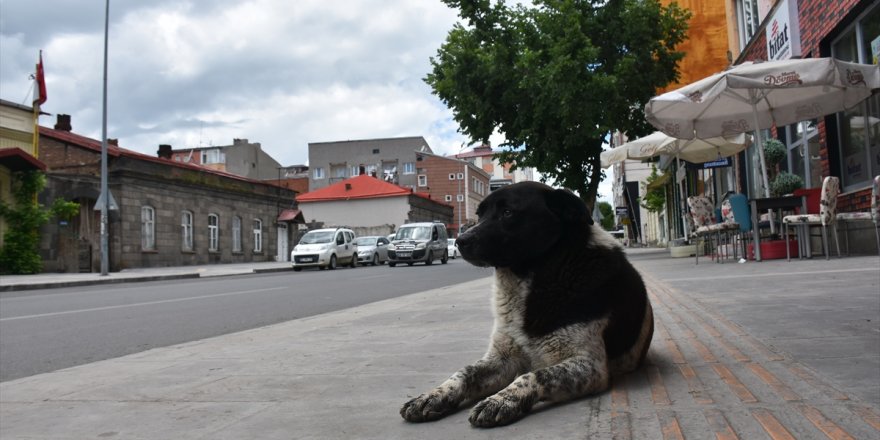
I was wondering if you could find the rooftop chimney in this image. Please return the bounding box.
[108,138,119,146]
[54,114,72,132]
[157,144,173,159]
[345,183,352,191]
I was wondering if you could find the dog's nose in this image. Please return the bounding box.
[456,231,474,252]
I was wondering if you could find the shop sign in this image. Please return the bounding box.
[687,157,731,169]
[615,206,629,217]
[766,0,802,61]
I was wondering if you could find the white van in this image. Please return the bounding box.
[291,228,358,271]
[387,222,449,267]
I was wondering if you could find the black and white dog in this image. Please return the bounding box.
[400,181,653,427]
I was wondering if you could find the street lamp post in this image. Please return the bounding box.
[457,166,462,236]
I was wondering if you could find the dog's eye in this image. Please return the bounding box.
[502,209,513,218]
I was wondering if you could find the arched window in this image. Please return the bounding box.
[141,206,155,250]
[181,211,194,251]
[208,214,219,251]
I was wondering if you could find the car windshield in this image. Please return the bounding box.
[299,231,335,244]
[448,239,455,245]
[354,237,377,246]
[396,226,431,240]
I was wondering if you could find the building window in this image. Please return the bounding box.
[350,166,360,176]
[232,216,242,253]
[456,194,465,202]
[449,173,456,180]
[253,219,263,252]
[181,210,193,251]
[201,148,225,165]
[418,175,428,187]
[832,4,880,190]
[372,148,380,154]
[141,206,155,250]
[457,172,464,180]
[314,167,325,179]
[736,0,761,48]
[365,164,378,177]
[445,195,452,202]
[208,214,219,251]
[403,162,415,174]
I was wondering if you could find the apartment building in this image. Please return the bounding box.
[307,136,432,192]
[170,138,283,180]
[454,144,536,190]
[413,151,491,236]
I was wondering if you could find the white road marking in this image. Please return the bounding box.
[0,286,288,322]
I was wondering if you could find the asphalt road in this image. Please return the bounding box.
[0,259,493,382]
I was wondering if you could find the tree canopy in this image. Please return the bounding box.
[427,0,691,208]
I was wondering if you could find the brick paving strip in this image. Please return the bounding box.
[606,272,880,439]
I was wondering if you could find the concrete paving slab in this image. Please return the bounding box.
[1,252,878,439]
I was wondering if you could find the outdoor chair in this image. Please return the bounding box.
[782,176,841,261]
[687,196,738,264]
[726,194,752,260]
[835,175,880,256]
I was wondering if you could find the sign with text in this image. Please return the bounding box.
[766,0,802,61]
[615,206,629,217]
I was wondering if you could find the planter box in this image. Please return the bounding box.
[669,244,697,258]
[747,240,798,260]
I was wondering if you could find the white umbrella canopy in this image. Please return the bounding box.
[600,131,750,168]
[645,57,880,201]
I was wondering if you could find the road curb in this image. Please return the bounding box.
[0,273,201,292]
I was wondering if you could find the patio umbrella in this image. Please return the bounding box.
[644,57,880,200]
[600,131,750,168]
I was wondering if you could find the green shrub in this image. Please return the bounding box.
[770,171,804,196]
[0,171,79,274]
[763,138,787,168]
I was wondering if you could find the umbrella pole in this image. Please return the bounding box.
[751,98,775,234]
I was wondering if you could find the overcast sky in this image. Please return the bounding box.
[0,0,613,203]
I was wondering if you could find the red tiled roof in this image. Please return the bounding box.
[38,126,273,186]
[298,175,413,203]
[0,147,47,171]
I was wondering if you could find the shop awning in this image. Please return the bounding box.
[277,208,304,223]
[0,148,46,171]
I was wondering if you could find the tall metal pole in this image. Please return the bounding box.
[457,164,462,236]
[100,0,110,275]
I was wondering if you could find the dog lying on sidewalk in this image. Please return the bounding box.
[400,181,653,427]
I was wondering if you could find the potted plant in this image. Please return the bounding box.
[748,138,800,259]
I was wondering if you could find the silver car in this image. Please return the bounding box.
[355,236,390,266]
[291,228,358,271]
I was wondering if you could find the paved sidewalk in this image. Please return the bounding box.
[1,251,878,439]
[0,261,294,292]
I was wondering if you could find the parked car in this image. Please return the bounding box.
[447,238,459,259]
[291,228,358,271]
[355,236,390,266]
[387,222,449,267]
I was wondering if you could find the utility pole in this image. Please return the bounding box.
[99,0,110,275]
[457,164,462,236]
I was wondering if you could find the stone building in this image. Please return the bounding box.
[37,114,301,272]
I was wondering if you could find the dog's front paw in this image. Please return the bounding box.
[400,391,459,423]
[468,393,531,428]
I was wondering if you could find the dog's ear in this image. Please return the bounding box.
[547,188,593,226]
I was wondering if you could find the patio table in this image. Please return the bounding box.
[749,195,806,261]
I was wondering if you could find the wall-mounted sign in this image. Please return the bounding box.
[615,206,629,217]
[686,157,732,169]
[766,0,802,61]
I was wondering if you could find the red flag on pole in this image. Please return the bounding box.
[34,51,47,107]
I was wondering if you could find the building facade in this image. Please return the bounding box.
[170,138,283,180]
[0,100,48,250]
[454,144,536,190]
[37,115,301,272]
[296,174,452,237]
[733,0,879,254]
[307,136,432,191]
[412,151,491,236]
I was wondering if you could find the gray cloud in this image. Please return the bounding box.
[1,0,469,165]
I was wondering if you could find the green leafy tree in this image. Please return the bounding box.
[0,171,79,274]
[597,201,614,230]
[427,0,691,208]
[640,165,666,213]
